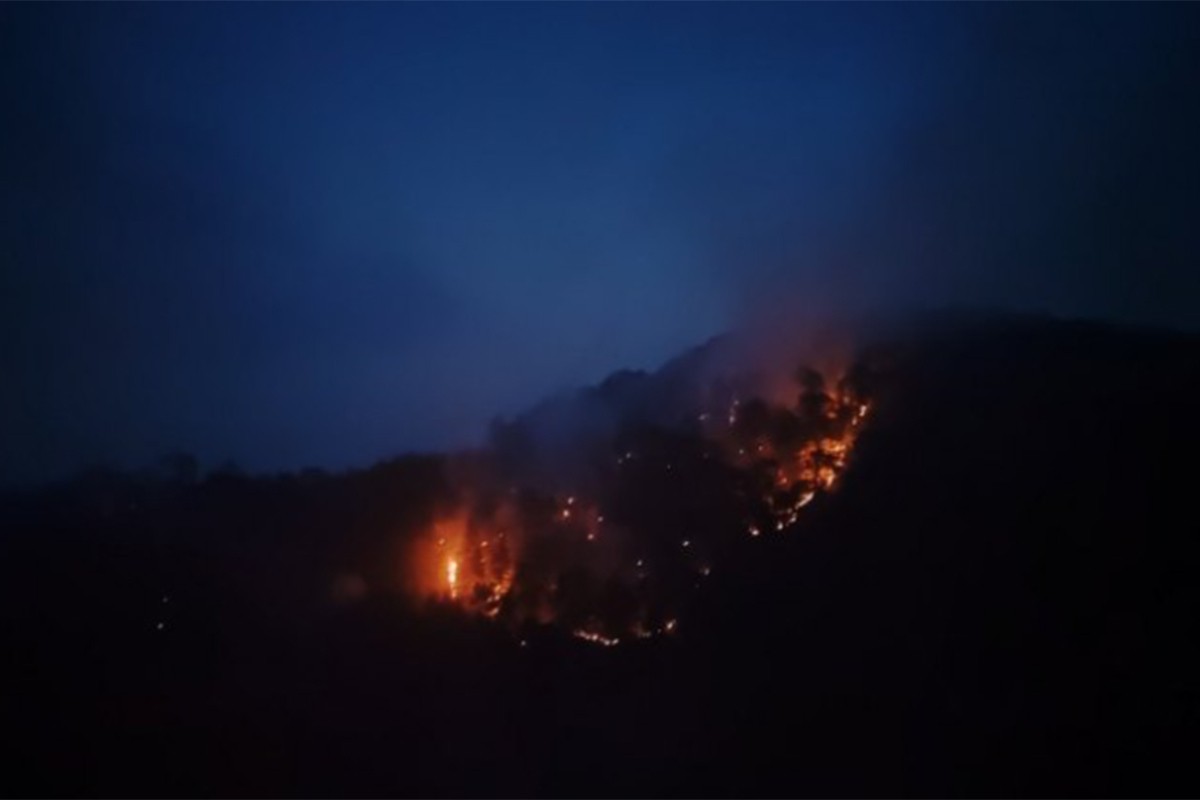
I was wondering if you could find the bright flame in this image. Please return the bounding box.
[404,362,874,647]
[446,557,459,599]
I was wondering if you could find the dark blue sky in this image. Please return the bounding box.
[3,3,1198,485]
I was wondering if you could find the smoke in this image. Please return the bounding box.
[406,319,879,641]
[678,5,1200,333]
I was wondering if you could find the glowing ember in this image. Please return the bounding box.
[405,358,874,647]
[573,630,621,647]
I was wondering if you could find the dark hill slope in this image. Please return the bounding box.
[1,314,1198,797]
[687,315,1200,795]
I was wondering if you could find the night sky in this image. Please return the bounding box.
[3,3,1198,486]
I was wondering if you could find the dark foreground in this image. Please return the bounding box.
[3,315,1199,797]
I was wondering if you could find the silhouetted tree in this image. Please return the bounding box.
[840,359,879,403]
[555,565,600,629]
[209,459,244,479]
[795,365,826,395]
[488,417,535,475]
[159,451,198,485]
[769,408,805,452]
[733,397,772,441]
[798,389,831,426]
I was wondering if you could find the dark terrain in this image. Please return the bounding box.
[3,313,1198,797]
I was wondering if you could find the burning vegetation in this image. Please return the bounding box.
[407,349,876,646]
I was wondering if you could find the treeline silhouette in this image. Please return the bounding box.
[2,312,1198,796]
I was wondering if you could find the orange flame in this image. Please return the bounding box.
[401,367,873,646]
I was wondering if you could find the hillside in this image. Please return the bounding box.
[2,313,1198,796]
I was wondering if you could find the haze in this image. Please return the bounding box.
[3,3,1198,485]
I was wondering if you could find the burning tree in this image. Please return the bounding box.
[405,350,877,644]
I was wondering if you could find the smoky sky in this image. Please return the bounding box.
[2,3,1198,485]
